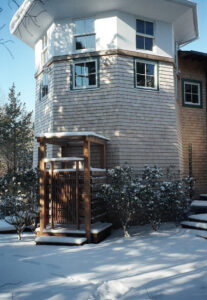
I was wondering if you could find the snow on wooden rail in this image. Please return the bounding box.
[44,157,84,163]
[52,168,106,173]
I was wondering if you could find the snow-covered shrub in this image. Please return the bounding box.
[139,166,164,230]
[159,167,193,223]
[0,169,39,239]
[99,165,193,233]
[99,165,141,237]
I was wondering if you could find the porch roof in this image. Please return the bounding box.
[36,131,109,145]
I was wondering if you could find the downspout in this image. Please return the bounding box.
[175,42,180,101]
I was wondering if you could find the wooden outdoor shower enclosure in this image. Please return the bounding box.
[36,132,108,243]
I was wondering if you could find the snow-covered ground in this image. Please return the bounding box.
[0,224,207,300]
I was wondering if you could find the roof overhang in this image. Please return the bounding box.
[10,0,199,48]
[179,50,207,64]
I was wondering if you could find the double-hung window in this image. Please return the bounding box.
[182,79,202,108]
[71,58,98,90]
[41,33,49,66]
[74,18,95,51]
[40,71,49,100]
[136,19,154,51]
[135,59,158,90]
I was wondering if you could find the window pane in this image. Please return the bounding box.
[185,93,191,103]
[75,37,86,50]
[75,63,84,76]
[82,77,88,87]
[146,64,154,76]
[185,84,191,93]
[86,61,96,74]
[192,84,198,94]
[86,35,95,49]
[75,76,83,87]
[85,19,94,34]
[136,20,145,34]
[42,86,48,98]
[89,74,96,86]
[75,20,84,35]
[136,62,145,74]
[192,94,199,103]
[137,75,145,86]
[136,35,144,49]
[146,22,154,36]
[145,37,153,51]
[146,76,154,88]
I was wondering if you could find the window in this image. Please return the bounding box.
[41,33,49,66]
[71,58,98,90]
[136,19,154,51]
[135,59,158,90]
[40,71,49,100]
[74,18,95,51]
[182,79,202,108]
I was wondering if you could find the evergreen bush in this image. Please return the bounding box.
[99,165,193,236]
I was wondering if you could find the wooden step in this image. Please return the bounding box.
[35,227,86,237]
[35,236,87,246]
[188,214,207,223]
[181,221,207,231]
[191,200,207,208]
[191,201,207,214]
[200,194,207,200]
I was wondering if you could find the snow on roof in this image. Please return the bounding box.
[36,131,109,141]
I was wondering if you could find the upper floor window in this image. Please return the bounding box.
[135,59,158,90]
[40,71,49,100]
[71,58,98,90]
[74,18,95,51]
[41,33,49,66]
[136,19,154,51]
[182,79,202,108]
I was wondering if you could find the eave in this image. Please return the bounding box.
[10,0,199,49]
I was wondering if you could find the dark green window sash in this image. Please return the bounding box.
[182,78,202,108]
[70,57,100,91]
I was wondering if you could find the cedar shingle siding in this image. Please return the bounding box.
[34,54,181,171]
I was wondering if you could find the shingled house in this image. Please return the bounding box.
[10,0,203,244]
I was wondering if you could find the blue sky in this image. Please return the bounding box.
[0,0,206,114]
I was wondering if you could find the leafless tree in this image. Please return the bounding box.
[0,0,47,57]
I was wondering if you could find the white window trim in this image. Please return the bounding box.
[136,19,155,52]
[135,58,158,90]
[72,58,98,90]
[41,33,49,66]
[73,17,96,53]
[183,81,201,106]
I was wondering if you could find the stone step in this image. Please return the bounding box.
[200,194,207,200]
[188,213,207,223]
[181,221,207,231]
[35,236,87,246]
